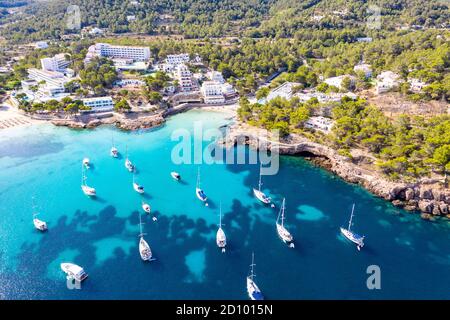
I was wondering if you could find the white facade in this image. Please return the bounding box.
[175,64,193,92]
[304,116,334,133]
[81,96,114,112]
[41,53,70,72]
[408,78,427,93]
[166,53,190,65]
[206,70,225,84]
[324,75,354,90]
[267,82,301,102]
[201,81,225,104]
[356,37,373,43]
[85,43,151,64]
[114,79,145,87]
[35,41,48,49]
[221,83,236,98]
[376,71,401,94]
[27,68,69,89]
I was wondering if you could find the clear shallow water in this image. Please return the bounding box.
[0,110,449,300]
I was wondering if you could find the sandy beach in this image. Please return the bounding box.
[0,102,41,129]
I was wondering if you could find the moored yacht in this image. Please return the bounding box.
[124,146,135,172]
[253,164,271,205]
[246,252,264,300]
[60,263,88,282]
[216,203,226,253]
[171,171,181,181]
[340,203,365,250]
[81,165,96,196]
[276,198,294,248]
[195,167,207,204]
[133,173,144,194]
[110,136,118,158]
[142,201,151,214]
[138,212,154,261]
[82,157,90,169]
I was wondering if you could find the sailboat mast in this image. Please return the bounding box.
[219,202,222,228]
[258,164,262,191]
[139,213,144,238]
[348,203,355,231]
[250,252,255,280]
[197,167,201,188]
[281,198,286,227]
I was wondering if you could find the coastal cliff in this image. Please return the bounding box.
[222,123,450,219]
[50,113,165,130]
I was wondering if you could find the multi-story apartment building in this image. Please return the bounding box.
[27,68,70,89]
[166,53,190,65]
[84,43,151,64]
[41,53,70,72]
[200,81,225,104]
[175,64,194,92]
[81,96,114,112]
[206,70,225,84]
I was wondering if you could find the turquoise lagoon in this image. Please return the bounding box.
[0,109,449,299]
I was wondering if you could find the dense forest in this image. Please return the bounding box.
[0,0,448,42]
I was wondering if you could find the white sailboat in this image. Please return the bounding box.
[253,164,271,205]
[216,203,226,253]
[61,263,88,282]
[246,252,264,300]
[171,171,181,181]
[276,198,294,248]
[138,212,154,261]
[82,157,90,169]
[124,146,135,172]
[32,198,47,232]
[81,164,96,196]
[110,137,118,158]
[340,204,365,251]
[195,167,208,204]
[133,173,144,194]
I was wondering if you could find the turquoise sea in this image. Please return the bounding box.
[0,109,449,299]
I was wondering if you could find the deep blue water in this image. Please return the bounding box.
[0,110,449,300]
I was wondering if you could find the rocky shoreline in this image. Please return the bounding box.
[50,112,166,131]
[221,122,450,220]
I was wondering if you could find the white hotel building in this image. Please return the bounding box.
[41,53,70,72]
[84,43,151,64]
[201,81,226,104]
[166,53,190,65]
[81,96,114,112]
[175,64,194,92]
[27,68,70,93]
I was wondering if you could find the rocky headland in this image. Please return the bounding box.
[221,122,450,220]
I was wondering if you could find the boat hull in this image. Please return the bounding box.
[340,227,365,247]
[246,277,264,300]
[60,263,88,282]
[139,237,153,261]
[81,185,96,196]
[196,188,207,202]
[216,228,226,249]
[33,218,47,231]
[276,223,294,244]
[142,204,151,213]
[253,188,270,204]
[133,183,144,194]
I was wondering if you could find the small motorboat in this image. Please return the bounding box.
[60,263,88,282]
[110,146,118,158]
[82,158,90,169]
[142,202,151,214]
[33,217,48,232]
[171,171,181,181]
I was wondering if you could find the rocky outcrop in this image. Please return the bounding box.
[221,123,450,219]
[51,113,165,131]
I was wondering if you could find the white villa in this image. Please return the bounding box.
[408,78,427,93]
[267,82,301,102]
[376,71,401,94]
[81,96,114,112]
[353,64,372,78]
[323,75,355,90]
[304,116,334,133]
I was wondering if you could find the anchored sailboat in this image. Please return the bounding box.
[195,167,208,204]
[110,137,118,158]
[81,164,96,196]
[133,172,144,194]
[124,146,135,172]
[216,203,226,253]
[340,204,365,250]
[253,164,271,205]
[32,198,47,232]
[142,201,151,214]
[138,212,154,261]
[246,252,264,300]
[276,198,294,248]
